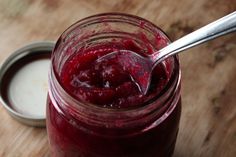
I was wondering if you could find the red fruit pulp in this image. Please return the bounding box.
[60,40,169,108]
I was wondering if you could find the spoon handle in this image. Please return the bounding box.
[153,11,236,64]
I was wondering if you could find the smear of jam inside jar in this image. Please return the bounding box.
[60,39,169,108]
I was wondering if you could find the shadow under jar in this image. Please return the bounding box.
[46,13,181,157]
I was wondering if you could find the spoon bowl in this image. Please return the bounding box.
[97,50,153,94]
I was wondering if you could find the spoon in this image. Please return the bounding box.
[97,11,236,94]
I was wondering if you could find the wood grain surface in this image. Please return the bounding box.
[0,0,236,157]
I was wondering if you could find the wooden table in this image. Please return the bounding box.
[0,0,236,156]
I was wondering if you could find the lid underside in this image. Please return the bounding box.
[0,41,55,127]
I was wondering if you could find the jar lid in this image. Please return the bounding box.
[0,41,55,127]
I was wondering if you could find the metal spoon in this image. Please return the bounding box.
[97,11,236,94]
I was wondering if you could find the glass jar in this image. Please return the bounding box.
[46,13,181,157]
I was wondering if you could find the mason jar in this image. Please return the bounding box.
[46,13,181,157]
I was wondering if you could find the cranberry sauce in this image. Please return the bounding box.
[60,40,169,109]
[47,99,181,157]
[47,39,181,157]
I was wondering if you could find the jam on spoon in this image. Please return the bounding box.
[97,11,236,94]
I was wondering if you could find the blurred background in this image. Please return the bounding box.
[0,0,235,156]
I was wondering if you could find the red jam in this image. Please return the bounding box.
[47,13,181,157]
[60,41,168,109]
